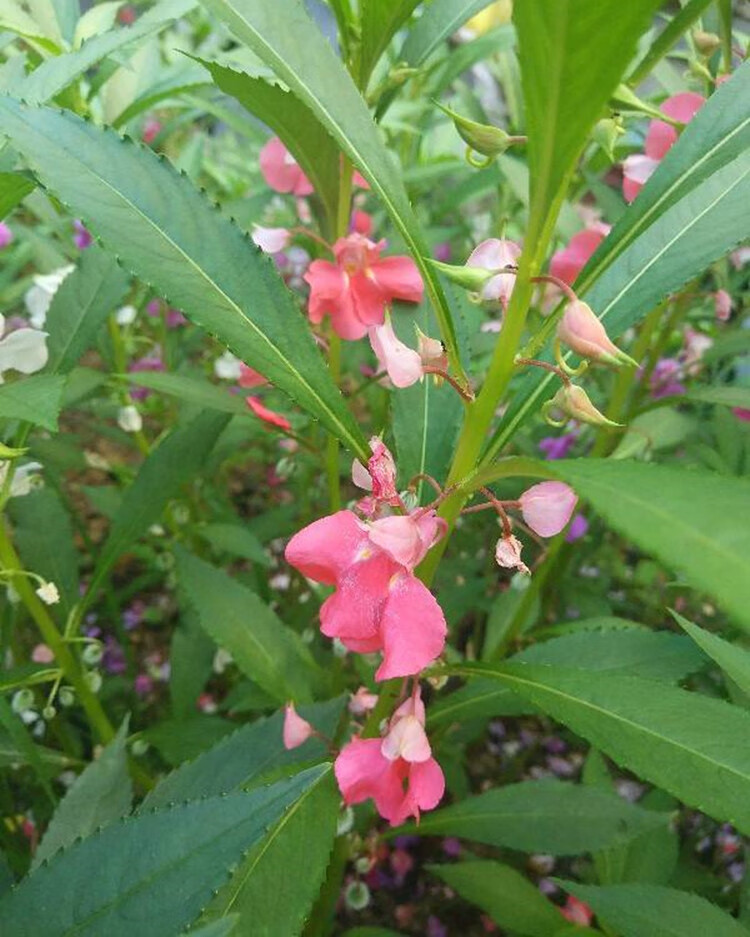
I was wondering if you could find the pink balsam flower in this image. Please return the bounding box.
[465,238,521,307]
[519,481,577,538]
[252,225,290,254]
[260,137,313,196]
[246,396,292,431]
[352,437,400,507]
[550,225,609,285]
[305,234,423,340]
[558,300,635,368]
[283,702,313,749]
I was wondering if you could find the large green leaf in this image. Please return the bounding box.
[175,549,323,704]
[453,662,750,836]
[202,764,338,935]
[428,861,563,937]
[397,778,667,854]
[90,411,231,594]
[32,719,132,870]
[0,374,66,431]
[0,98,367,458]
[44,244,129,374]
[0,766,330,937]
[673,611,750,699]
[548,460,750,633]
[142,699,343,810]
[196,60,340,226]
[559,882,750,937]
[198,0,464,378]
[514,0,660,240]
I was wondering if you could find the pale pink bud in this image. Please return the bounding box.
[495,535,529,575]
[558,300,637,368]
[349,686,378,715]
[548,385,621,427]
[714,289,732,322]
[252,225,290,254]
[283,702,313,749]
[368,319,423,388]
[519,481,577,537]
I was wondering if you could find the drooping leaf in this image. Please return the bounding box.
[44,244,129,375]
[672,611,750,699]
[0,98,367,458]
[428,861,564,937]
[198,0,464,378]
[0,374,66,431]
[202,764,339,935]
[32,718,132,870]
[397,778,667,854]
[175,549,323,705]
[0,766,331,937]
[142,699,344,810]
[558,881,750,937]
[90,411,231,593]
[453,662,750,836]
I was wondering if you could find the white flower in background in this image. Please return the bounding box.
[24,265,74,328]
[35,581,60,605]
[117,405,142,433]
[0,460,43,498]
[214,350,242,380]
[212,648,233,674]
[252,225,290,254]
[115,304,137,325]
[0,314,48,382]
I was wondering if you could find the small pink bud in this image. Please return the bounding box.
[519,481,577,537]
[31,643,54,664]
[495,535,529,575]
[558,300,637,368]
[547,385,621,428]
[283,702,313,749]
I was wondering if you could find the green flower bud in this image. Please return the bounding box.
[692,29,720,55]
[58,687,75,707]
[436,102,521,160]
[82,642,103,666]
[427,258,501,292]
[592,116,625,161]
[544,384,622,428]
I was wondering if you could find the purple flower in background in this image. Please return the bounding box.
[128,354,165,400]
[427,916,447,937]
[433,241,452,263]
[648,358,685,399]
[134,673,153,697]
[0,222,13,249]
[165,308,187,328]
[123,599,147,630]
[73,220,93,250]
[442,837,461,857]
[539,432,577,460]
[566,513,588,542]
[102,635,127,675]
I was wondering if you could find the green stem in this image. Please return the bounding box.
[0,519,114,744]
[326,333,343,513]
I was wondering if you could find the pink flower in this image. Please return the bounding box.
[352,437,400,506]
[252,225,290,254]
[142,118,162,144]
[368,511,446,572]
[246,396,292,431]
[369,319,423,388]
[304,234,423,340]
[733,408,750,423]
[558,300,635,368]
[622,93,704,201]
[353,171,370,190]
[714,289,732,322]
[31,643,54,664]
[381,691,431,762]
[283,702,313,749]
[260,137,313,196]
[351,210,373,236]
[566,513,589,543]
[285,510,446,680]
[560,895,593,926]
[550,225,609,285]
[465,238,521,307]
[238,362,268,389]
[73,220,92,250]
[495,534,529,575]
[519,481,577,537]
[0,222,13,249]
[349,686,379,715]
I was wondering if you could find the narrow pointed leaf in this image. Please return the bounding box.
[672,611,750,699]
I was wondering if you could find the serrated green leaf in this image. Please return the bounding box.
[428,861,563,937]
[0,171,35,218]
[0,765,330,937]
[142,699,344,810]
[672,611,750,699]
[198,0,464,379]
[32,718,132,870]
[0,98,367,458]
[559,881,750,937]
[175,548,323,704]
[0,374,66,430]
[202,763,338,935]
[453,662,750,836]
[90,411,231,593]
[44,244,129,375]
[396,778,667,854]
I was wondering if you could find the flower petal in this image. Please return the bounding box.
[285,510,368,585]
[376,573,446,680]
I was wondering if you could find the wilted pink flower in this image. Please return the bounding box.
[260,137,313,196]
[495,534,529,575]
[252,225,290,254]
[566,513,589,543]
[283,702,313,749]
[285,510,446,680]
[519,481,577,538]
[550,225,609,285]
[466,238,521,307]
[560,895,593,926]
[142,118,162,144]
[558,300,636,368]
[714,289,732,322]
[622,93,704,201]
[0,222,13,249]
[246,396,292,431]
[352,437,400,506]
[238,362,268,389]
[73,220,92,250]
[305,234,423,340]
[349,686,378,715]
